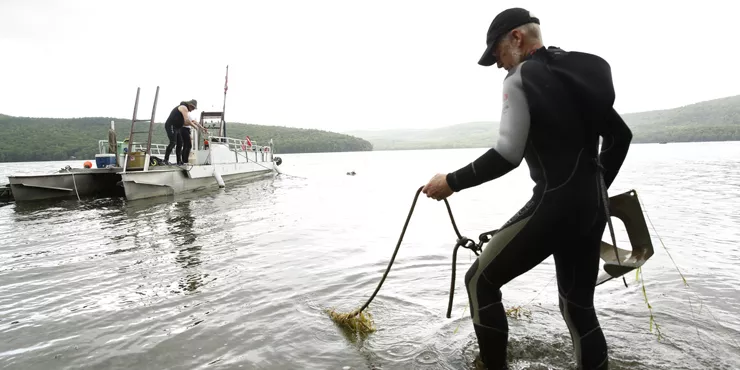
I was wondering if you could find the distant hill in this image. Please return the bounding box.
[0,114,372,162]
[346,95,740,150]
[619,95,740,143]
[346,121,498,150]
[2,94,738,162]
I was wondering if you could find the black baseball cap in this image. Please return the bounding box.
[478,8,540,66]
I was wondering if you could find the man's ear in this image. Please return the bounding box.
[511,29,524,46]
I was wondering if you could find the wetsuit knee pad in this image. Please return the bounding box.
[465,259,479,290]
[560,299,600,338]
[465,261,504,307]
[465,259,479,320]
[466,258,507,328]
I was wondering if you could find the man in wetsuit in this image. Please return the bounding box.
[180,102,208,164]
[164,99,198,165]
[421,7,633,370]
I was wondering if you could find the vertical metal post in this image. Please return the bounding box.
[143,86,159,172]
[192,127,198,164]
[222,65,228,137]
[124,87,141,172]
[147,86,160,154]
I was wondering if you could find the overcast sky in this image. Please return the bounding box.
[1,0,738,132]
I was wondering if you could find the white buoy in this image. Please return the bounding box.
[214,171,225,188]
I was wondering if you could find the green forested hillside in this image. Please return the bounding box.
[0,115,372,162]
[346,95,740,150]
[2,94,737,162]
[621,95,740,143]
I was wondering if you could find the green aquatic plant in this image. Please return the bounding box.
[326,307,376,337]
[505,305,532,320]
[635,266,662,340]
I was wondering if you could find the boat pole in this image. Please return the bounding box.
[222,65,228,137]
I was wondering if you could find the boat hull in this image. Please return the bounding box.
[120,162,274,201]
[8,168,124,202]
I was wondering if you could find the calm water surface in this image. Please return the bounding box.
[1,142,739,369]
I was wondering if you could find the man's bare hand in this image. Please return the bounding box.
[422,173,453,201]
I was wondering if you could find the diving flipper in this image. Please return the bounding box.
[596,189,655,286]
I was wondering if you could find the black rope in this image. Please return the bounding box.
[350,186,425,316]
[349,174,628,320]
[595,158,629,288]
[350,185,496,319]
[445,229,499,318]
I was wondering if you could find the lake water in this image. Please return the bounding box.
[1,142,739,370]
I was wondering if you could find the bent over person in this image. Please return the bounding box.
[164,99,197,165]
[421,7,633,370]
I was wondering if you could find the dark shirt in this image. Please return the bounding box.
[164,105,186,129]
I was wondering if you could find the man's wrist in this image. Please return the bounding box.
[446,172,460,192]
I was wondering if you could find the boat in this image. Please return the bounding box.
[6,134,168,202]
[8,166,123,202]
[118,136,279,201]
[7,67,282,203]
[117,72,282,201]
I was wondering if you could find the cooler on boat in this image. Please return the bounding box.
[95,153,117,168]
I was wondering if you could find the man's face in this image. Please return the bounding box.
[494,30,525,71]
[187,104,195,112]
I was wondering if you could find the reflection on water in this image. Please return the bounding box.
[0,142,739,370]
[169,201,206,294]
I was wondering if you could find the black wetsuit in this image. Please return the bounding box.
[446,46,632,370]
[180,126,192,164]
[164,105,186,164]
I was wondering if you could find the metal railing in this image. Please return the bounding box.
[208,136,268,152]
[209,137,272,153]
[208,136,273,163]
[98,140,167,157]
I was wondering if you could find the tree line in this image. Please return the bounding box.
[0,114,373,162]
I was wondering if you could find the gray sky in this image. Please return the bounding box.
[1,0,738,132]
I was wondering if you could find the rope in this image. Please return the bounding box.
[349,186,424,316]
[65,168,81,201]
[445,201,498,318]
[637,195,688,287]
[348,185,497,318]
[347,172,625,319]
[595,158,628,288]
[235,150,305,179]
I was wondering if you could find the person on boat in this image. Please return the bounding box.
[421,7,633,370]
[180,107,208,165]
[164,99,198,165]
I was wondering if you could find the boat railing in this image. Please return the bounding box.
[146,143,168,157]
[98,140,113,155]
[97,140,168,157]
[208,136,270,152]
[207,136,274,163]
